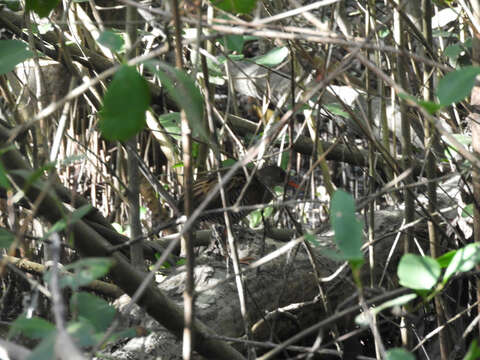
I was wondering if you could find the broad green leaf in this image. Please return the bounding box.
[99,65,150,141]
[210,0,257,14]
[385,348,415,360]
[397,254,440,290]
[0,228,14,249]
[25,0,60,17]
[97,29,124,52]
[9,315,55,340]
[70,292,116,332]
[145,61,209,147]
[437,66,480,106]
[252,47,289,67]
[0,40,34,75]
[443,243,480,283]
[330,190,363,261]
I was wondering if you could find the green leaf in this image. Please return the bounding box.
[67,319,98,348]
[418,100,443,115]
[464,340,480,360]
[97,29,124,52]
[330,190,363,261]
[221,34,245,53]
[252,47,289,67]
[462,203,474,218]
[210,0,257,14]
[0,228,14,249]
[385,348,415,360]
[45,257,114,291]
[99,65,150,141]
[305,232,320,247]
[436,249,457,268]
[1,0,21,11]
[444,43,463,63]
[26,332,56,360]
[397,254,441,291]
[0,40,34,75]
[158,112,181,140]
[443,243,480,283]
[249,209,262,228]
[9,315,55,340]
[324,103,351,118]
[25,0,60,17]
[0,160,10,189]
[145,61,209,147]
[70,292,116,332]
[41,204,92,241]
[437,66,480,106]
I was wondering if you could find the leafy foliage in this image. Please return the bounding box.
[99,65,150,141]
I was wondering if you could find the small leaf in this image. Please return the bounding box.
[385,348,415,360]
[330,190,363,261]
[26,331,56,360]
[0,40,34,75]
[437,66,480,106]
[443,243,480,283]
[464,340,480,360]
[462,203,474,218]
[210,0,257,14]
[97,29,124,52]
[418,100,443,115]
[324,103,351,118]
[436,249,457,268]
[145,61,209,147]
[221,34,245,53]
[41,204,92,241]
[158,112,181,140]
[0,228,14,249]
[305,232,320,247]
[47,257,114,291]
[71,292,116,332]
[0,161,10,189]
[25,0,60,17]
[252,47,289,67]
[397,254,440,291]
[99,65,150,141]
[9,316,55,340]
[67,320,97,348]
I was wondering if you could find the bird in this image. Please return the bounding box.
[178,165,297,226]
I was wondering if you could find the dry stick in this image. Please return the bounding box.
[125,0,144,270]
[422,0,449,357]
[168,1,195,358]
